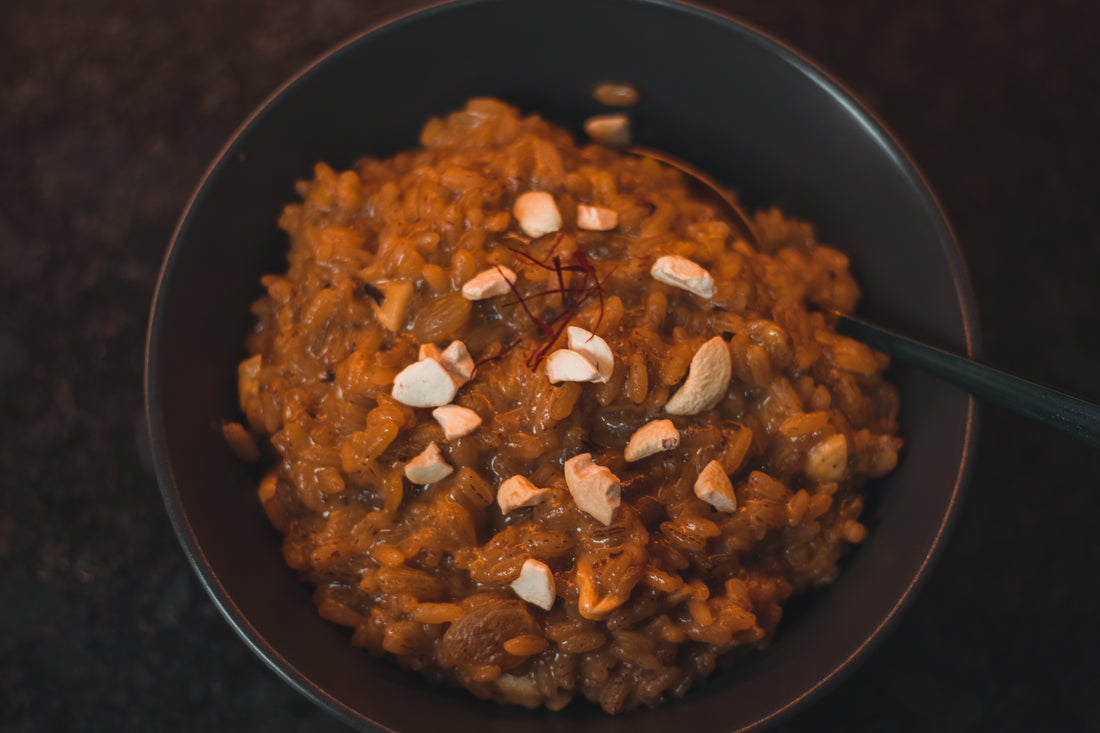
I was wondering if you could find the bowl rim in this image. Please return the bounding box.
[144,0,981,730]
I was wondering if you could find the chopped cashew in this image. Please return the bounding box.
[497,475,552,514]
[510,558,556,611]
[392,358,460,407]
[584,113,631,149]
[564,453,621,525]
[461,266,518,300]
[592,82,641,107]
[417,340,475,386]
[370,280,415,331]
[440,340,475,383]
[624,419,681,462]
[544,349,601,383]
[805,433,848,482]
[664,336,732,415]
[566,326,614,383]
[576,204,619,231]
[418,343,444,362]
[431,404,483,440]
[694,460,737,512]
[495,674,542,708]
[513,192,562,238]
[650,255,716,298]
[404,442,454,484]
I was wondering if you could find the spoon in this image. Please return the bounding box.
[627,145,1100,449]
[628,145,762,248]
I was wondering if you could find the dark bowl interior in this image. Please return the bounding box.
[145,0,979,731]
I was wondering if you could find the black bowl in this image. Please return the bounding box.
[145,0,980,730]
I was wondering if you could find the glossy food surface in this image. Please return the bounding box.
[235,99,903,714]
[146,1,977,731]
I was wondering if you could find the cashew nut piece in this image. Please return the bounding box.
[418,340,475,386]
[418,343,444,363]
[694,460,737,512]
[664,336,732,415]
[370,279,416,331]
[624,419,680,462]
[650,255,716,298]
[462,266,518,300]
[566,326,614,383]
[513,192,562,238]
[392,358,460,408]
[440,340,475,383]
[404,442,454,485]
[545,349,601,383]
[584,113,631,149]
[431,404,483,440]
[564,453,621,526]
[497,475,552,514]
[576,204,619,231]
[805,433,848,482]
[510,558,556,611]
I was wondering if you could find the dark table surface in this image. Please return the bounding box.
[3,0,1099,731]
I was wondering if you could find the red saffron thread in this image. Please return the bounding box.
[499,239,612,370]
[498,264,555,339]
[552,255,566,308]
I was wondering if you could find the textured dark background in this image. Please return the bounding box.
[2,0,1099,731]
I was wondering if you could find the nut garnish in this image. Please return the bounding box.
[513,192,562,238]
[576,205,619,231]
[510,558,556,611]
[805,433,848,482]
[392,358,460,408]
[650,255,716,298]
[431,404,483,440]
[416,340,474,387]
[624,419,680,462]
[440,340,475,382]
[371,280,415,331]
[544,349,601,384]
[694,460,737,511]
[462,266,518,301]
[497,475,553,514]
[404,442,454,485]
[592,82,641,107]
[564,453,621,525]
[566,326,613,384]
[418,343,444,363]
[664,336,732,415]
[584,113,631,148]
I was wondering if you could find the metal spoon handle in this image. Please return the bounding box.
[836,312,1100,449]
[625,145,1099,447]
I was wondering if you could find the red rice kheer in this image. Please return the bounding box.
[232,98,903,713]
